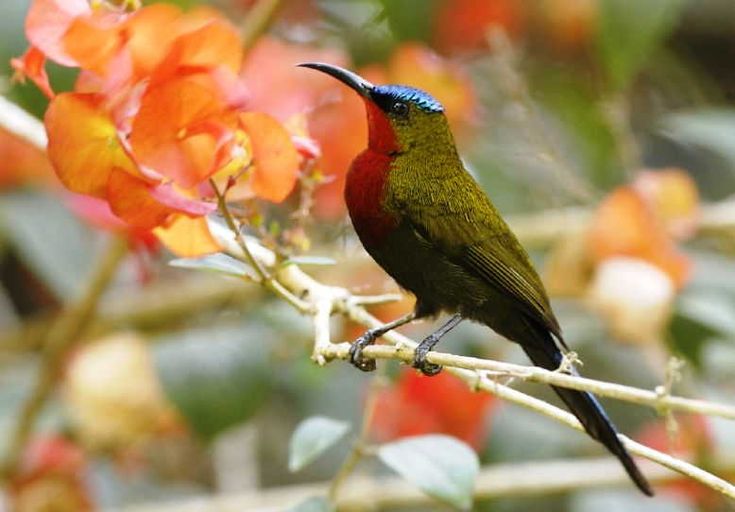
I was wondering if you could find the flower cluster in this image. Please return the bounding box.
[14,0,302,255]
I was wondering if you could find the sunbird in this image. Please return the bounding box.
[298,62,653,496]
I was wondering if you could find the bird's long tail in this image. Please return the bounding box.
[520,324,653,496]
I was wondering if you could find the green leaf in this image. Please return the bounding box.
[661,110,735,169]
[282,255,337,267]
[287,496,334,512]
[169,253,256,279]
[289,416,351,472]
[597,0,684,89]
[378,434,479,510]
[677,292,735,336]
[0,191,98,299]
[153,325,271,440]
[379,0,439,42]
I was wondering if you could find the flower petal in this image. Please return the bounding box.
[25,0,90,66]
[45,92,137,197]
[107,168,176,229]
[239,112,299,203]
[129,76,234,188]
[154,215,221,257]
[11,46,54,99]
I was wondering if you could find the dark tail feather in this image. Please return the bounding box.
[521,336,654,497]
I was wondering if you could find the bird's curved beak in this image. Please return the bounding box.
[297,62,373,98]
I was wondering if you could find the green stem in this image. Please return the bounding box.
[328,374,385,503]
[241,0,283,51]
[210,179,310,312]
[3,235,128,475]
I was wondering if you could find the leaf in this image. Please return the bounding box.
[677,291,735,336]
[380,0,439,42]
[661,110,735,169]
[378,434,479,510]
[169,252,256,279]
[288,416,351,472]
[153,325,272,440]
[240,112,299,203]
[283,255,337,267]
[597,0,684,89]
[287,496,334,512]
[0,191,98,298]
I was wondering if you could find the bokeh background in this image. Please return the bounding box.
[0,0,735,510]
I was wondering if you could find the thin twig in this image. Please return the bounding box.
[316,342,735,421]
[3,235,128,475]
[210,179,311,313]
[209,224,735,500]
[116,455,729,511]
[240,0,282,50]
[328,374,384,502]
[0,96,47,149]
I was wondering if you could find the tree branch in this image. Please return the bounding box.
[116,456,727,511]
[0,96,47,149]
[209,221,735,500]
[316,342,735,421]
[3,235,128,475]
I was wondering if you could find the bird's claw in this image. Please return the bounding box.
[349,332,377,372]
[412,337,443,376]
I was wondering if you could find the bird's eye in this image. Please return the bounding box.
[391,101,409,116]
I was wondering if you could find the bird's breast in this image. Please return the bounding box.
[345,150,399,248]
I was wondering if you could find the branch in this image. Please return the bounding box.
[209,221,735,500]
[116,456,727,511]
[316,343,735,421]
[3,236,128,474]
[0,96,47,149]
[2,94,733,499]
[240,0,282,50]
[0,275,263,358]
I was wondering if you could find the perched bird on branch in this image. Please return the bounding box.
[298,62,653,496]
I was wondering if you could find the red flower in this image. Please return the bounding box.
[370,369,495,450]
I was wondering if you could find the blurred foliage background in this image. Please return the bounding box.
[1,0,735,510]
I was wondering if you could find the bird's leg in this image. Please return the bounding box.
[350,312,417,372]
[413,313,464,376]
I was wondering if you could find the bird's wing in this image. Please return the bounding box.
[403,175,561,338]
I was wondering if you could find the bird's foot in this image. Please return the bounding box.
[412,335,443,376]
[349,331,378,372]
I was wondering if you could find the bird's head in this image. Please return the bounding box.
[298,62,455,156]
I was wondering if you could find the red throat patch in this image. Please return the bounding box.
[365,100,399,154]
[343,100,400,247]
[345,148,398,247]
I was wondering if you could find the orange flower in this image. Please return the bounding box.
[18,2,304,256]
[587,186,692,288]
[129,75,238,188]
[11,46,54,99]
[25,0,92,66]
[239,112,300,203]
[10,436,93,512]
[45,92,139,198]
[433,0,525,54]
[370,369,494,450]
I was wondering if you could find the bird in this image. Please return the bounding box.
[298,62,653,497]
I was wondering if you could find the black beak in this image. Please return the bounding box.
[297,62,373,98]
